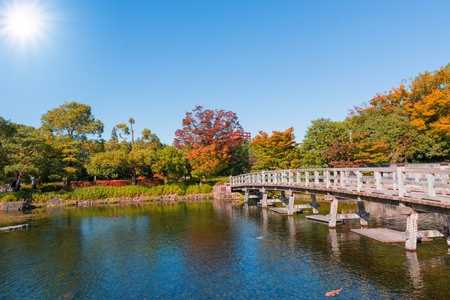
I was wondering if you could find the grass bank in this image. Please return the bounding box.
[0,182,214,204]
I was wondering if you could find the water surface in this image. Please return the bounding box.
[1,201,449,299]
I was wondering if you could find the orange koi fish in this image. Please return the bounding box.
[325,288,343,297]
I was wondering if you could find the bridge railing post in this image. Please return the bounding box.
[427,173,436,197]
[305,171,309,187]
[397,166,405,197]
[357,171,362,192]
[325,170,330,188]
[262,171,265,184]
[440,164,449,196]
[314,171,319,186]
[393,170,398,191]
[340,170,344,187]
[375,171,381,190]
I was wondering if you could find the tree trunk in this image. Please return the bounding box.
[12,176,22,192]
[131,172,137,186]
[66,176,71,190]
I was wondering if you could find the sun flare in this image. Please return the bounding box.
[0,1,50,48]
[6,6,41,38]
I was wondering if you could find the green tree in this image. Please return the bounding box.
[89,118,161,185]
[0,117,15,183]
[301,119,347,168]
[40,102,104,186]
[41,101,104,141]
[1,123,44,191]
[152,146,187,182]
[349,107,446,163]
[220,141,253,175]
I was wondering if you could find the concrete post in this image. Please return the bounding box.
[287,191,295,215]
[427,173,436,197]
[325,170,330,188]
[310,194,320,214]
[357,171,362,192]
[397,166,405,197]
[444,214,450,247]
[357,198,369,226]
[261,189,268,208]
[375,171,381,190]
[329,197,338,228]
[244,189,249,203]
[405,210,419,251]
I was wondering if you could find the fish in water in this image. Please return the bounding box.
[256,236,263,239]
[325,288,343,297]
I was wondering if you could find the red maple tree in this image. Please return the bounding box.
[174,106,243,178]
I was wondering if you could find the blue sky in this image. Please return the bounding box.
[1,0,450,144]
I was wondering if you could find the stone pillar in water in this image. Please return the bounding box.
[244,189,249,203]
[261,189,268,208]
[357,198,369,226]
[405,210,419,251]
[444,214,450,247]
[329,197,338,228]
[287,191,295,215]
[310,194,320,214]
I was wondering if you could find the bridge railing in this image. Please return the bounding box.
[230,165,450,200]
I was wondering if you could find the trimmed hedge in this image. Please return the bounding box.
[70,178,164,188]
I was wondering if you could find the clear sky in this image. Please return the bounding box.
[1,0,450,145]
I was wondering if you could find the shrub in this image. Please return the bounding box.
[38,183,64,193]
[186,185,200,194]
[0,193,19,202]
[201,184,212,193]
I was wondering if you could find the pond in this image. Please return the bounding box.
[0,200,449,299]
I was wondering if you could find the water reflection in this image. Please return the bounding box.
[0,201,449,299]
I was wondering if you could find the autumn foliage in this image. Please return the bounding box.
[337,63,450,165]
[251,128,301,171]
[350,64,450,138]
[175,106,243,178]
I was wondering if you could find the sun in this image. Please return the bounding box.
[0,1,50,48]
[5,5,41,38]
